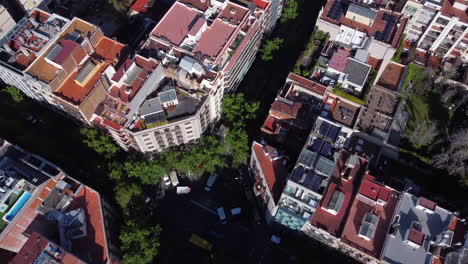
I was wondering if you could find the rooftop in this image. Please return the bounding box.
[381,193,454,264]
[321,0,407,48]
[252,142,288,202]
[310,150,366,237]
[376,62,407,92]
[11,232,86,264]
[329,48,350,73]
[344,58,371,87]
[0,9,69,70]
[320,93,361,128]
[341,176,400,258]
[151,2,203,46]
[192,18,237,59]
[286,72,327,96]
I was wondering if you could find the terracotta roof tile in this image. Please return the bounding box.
[287,72,327,96]
[151,2,203,45]
[219,2,249,25]
[377,62,406,91]
[193,19,236,59]
[252,142,288,202]
[341,178,399,258]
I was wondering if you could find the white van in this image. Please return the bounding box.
[217,207,227,224]
[169,171,179,187]
[204,173,218,191]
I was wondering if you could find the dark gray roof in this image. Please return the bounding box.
[381,193,453,264]
[166,98,198,120]
[345,58,371,86]
[140,97,163,116]
[347,3,377,20]
[159,88,178,104]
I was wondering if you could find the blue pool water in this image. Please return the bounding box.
[4,192,32,222]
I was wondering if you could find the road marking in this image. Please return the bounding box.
[190,200,217,215]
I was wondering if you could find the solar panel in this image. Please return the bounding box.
[302,171,323,192]
[75,60,96,83]
[327,0,345,21]
[290,166,304,183]
[159,89,177,103]
[328,125,341,142]
[320,142,333,157]
[297,149,316,168]
[311,138,323,153]
[319,121,331,137]
[315,156,336,176]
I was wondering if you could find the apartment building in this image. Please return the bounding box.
[0,139,120,263]
[316,0,408,81]
[0,5,16,40]
[402,0,438,42]
[101,0,283,153]
[417,0,468,61]
[0,9,69,103]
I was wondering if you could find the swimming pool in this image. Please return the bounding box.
[3,192,31,222]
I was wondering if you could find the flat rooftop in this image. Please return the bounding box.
[0,10,69,70]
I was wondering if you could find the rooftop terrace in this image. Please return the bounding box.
[0,9,69,70]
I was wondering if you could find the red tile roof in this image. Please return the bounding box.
[53,40,80,65]
[287,72,327,96]
[193,19,236,59]
[377,62,406,91]
[310,151,366,237]
[341,178,399,258]
[250,0,269,9]
[441,0,468,21]
[252,142,288,202]
[151,2,203,45]
[130,0,153,13]
[270,98,303,120]
[178,0,210,11]
[94,37,125,62]
[408,228,425,245]
[329,49,350,72]
[67,186,109,264]
[188,17,206,36]
[11,232,86,264]
[219,2,249,25]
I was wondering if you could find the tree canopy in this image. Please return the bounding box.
[221,93,259,128]
[2,86,24,103]
[225,128,250,167]
[120,221,161,264]
[115,183,143,211]
[80,128,119,158]
[280,0,299,23]
[260,37,284,62]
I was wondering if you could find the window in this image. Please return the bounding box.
[326,190,344,214]
[148,146,154,150]
[142,133,149,137]
[358,213,379,240]
[187,130,193,134]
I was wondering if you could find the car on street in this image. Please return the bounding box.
[231,208,241,216]
[205,173,218,191]
[169,171,179,186]
[176,186,191,194]
[217,207,227,224]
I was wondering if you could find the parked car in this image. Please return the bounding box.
[231,207,241,216]
[169,171,179,186]
[205,173,218,191]
[217,207,227,224]
[163,175,171,186]
[176,186,191,194]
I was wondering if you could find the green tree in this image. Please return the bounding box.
[225,128,249,167]
[222,93,259,128]
[124,160,166,184]
[80,128,119,158]
[107,0,126,12]
[120,221,161,264]
[260,37,284,61]
[115,183,143,211]
[281,0,299,23]
[2,86,24,103]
